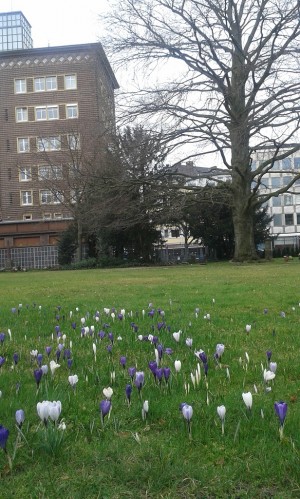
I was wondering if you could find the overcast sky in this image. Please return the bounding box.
[1,0,108,47]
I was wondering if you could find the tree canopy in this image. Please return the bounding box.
[103,0,300,260]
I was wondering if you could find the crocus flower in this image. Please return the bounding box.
[217,405,226,434]
[120,356,126,368]
[37,401,50,425]
[163,367,171,382]
[125,384,132,405]
[37,353,43,367]
[41,365,48,374]
[99,399,111,425]
[245,324,251,333]
[242,392,253,411]
[164,347,173,355]
[15,409,25,428]
[263,369,275,383]
[48,401,62,422]
[45,346,52,357]
[0,333,5,344]
[174,360,181,372]
[274,401,288,439]
[269,362,277,373]
[128,367,136,380]
[68,374,78,388]
[0,357,6,367]
[142,400,149,420]
[13,352,19,365]
[50,360,60,376]
[34,368,43,387]
[181,404,193,438]
[173,330,181,343]
[186,338,193,348]
[155,368,164,383]
[134,371,145,392]
[0,425,9,451]
[266,350,272,362]
[103,387,113,400]
[215,344,225,359]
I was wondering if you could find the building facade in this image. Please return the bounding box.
[253,152,300,253]
[0,38,118,268]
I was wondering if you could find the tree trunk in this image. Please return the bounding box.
[76,219,83,261]
[232,204,257,261]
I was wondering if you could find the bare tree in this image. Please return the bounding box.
[102,0,300,260]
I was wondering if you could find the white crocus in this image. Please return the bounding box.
[111,312,115,321]
[93,343,97,361]
[68,374,78,388]
[173,330,181,342]
[242,392,253,410]
[142,400,149,420]
[50,360,60,376]
[41,365,48,375]
[269,362,277,373]
[103,387,113,400]
[263,369,276,382]
[37,401,51,424]
[174,360,181,372]
[155,348,160,365]
[217,405,226,435]
[48,401,62,422]
[190,372,196,389]
[104,307,110,315]
[30,349,38,358]
[80,317,85,325]
[245,324,251,333]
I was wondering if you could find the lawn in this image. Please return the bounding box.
[0,260,300,498]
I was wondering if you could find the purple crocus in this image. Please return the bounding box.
[165,348,173,356]
[157,344,163,360]
[274,401,288,427]
[125,384,132,405]
[107,344,113,354]
[0,425,9,451]
[134,371,145,392]
[71,322,76,330]
[45,346,52,357]
[155,367,164,383]
[15,409,25,428]
[148,361,157,376]
[67,358,73,370]
[37,353,43,367]
[199,351,208,364]
[56,350,61,362]
[34,368,43,387]
[0,357,6,367]
[108,332,114,344]
[120,356,127,368]
[13,352,19,365]
[128,367,136,380]
[0,333,5,344]
[98,330,106,340]
[99,399,111,424]
[163,367,171,382]
[266,350,272,362]
[63,349,71,360]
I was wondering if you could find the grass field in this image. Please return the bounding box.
[0,260,300,498]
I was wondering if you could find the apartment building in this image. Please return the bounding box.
[0,12,119,268]
[253,152,300,253]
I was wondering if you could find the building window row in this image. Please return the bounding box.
[271,194,300,207]
[22,213,63,221]
[252,157,300,171]
[17,134,80,153]
[14,74,77,94]
[15,103,78,122]
[20,190,64,206]
[273,213,300,226]
[19,165,64,182]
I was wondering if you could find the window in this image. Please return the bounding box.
[66,103,78,119]
[53,213,62,219]
[40,190,62,204]
[35,105,58,121]
[297,213,300,225]
[272,196,282,207]
[67,133,80,150]
[284,195,293,206]
[294,158,300,169]
[19,167,31,182]
[34,77,45,92]
[282,158,291,170]
[171,229,180,238]
[38,165,63,180]
[36,136,61,152]
[43,213,52,220]
[273,214,282,226]
[46,76,57,91]
[23,214,32,221]
[20,190,33,206]
[16,107,28,122]
[271,176,281,188]
[285,214,294,226]
[65,74,77,89]
[283,176,292,186]
[17,137,29,153]
[15,78,26,93]
[164,229,169,238]
[295,194,300,205]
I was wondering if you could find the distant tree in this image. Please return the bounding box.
[104,0,300,261]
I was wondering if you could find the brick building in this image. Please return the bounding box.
[0,13,119,268]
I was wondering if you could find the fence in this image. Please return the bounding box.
[0,246,59,270]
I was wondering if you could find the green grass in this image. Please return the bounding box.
[0,260,300,498]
